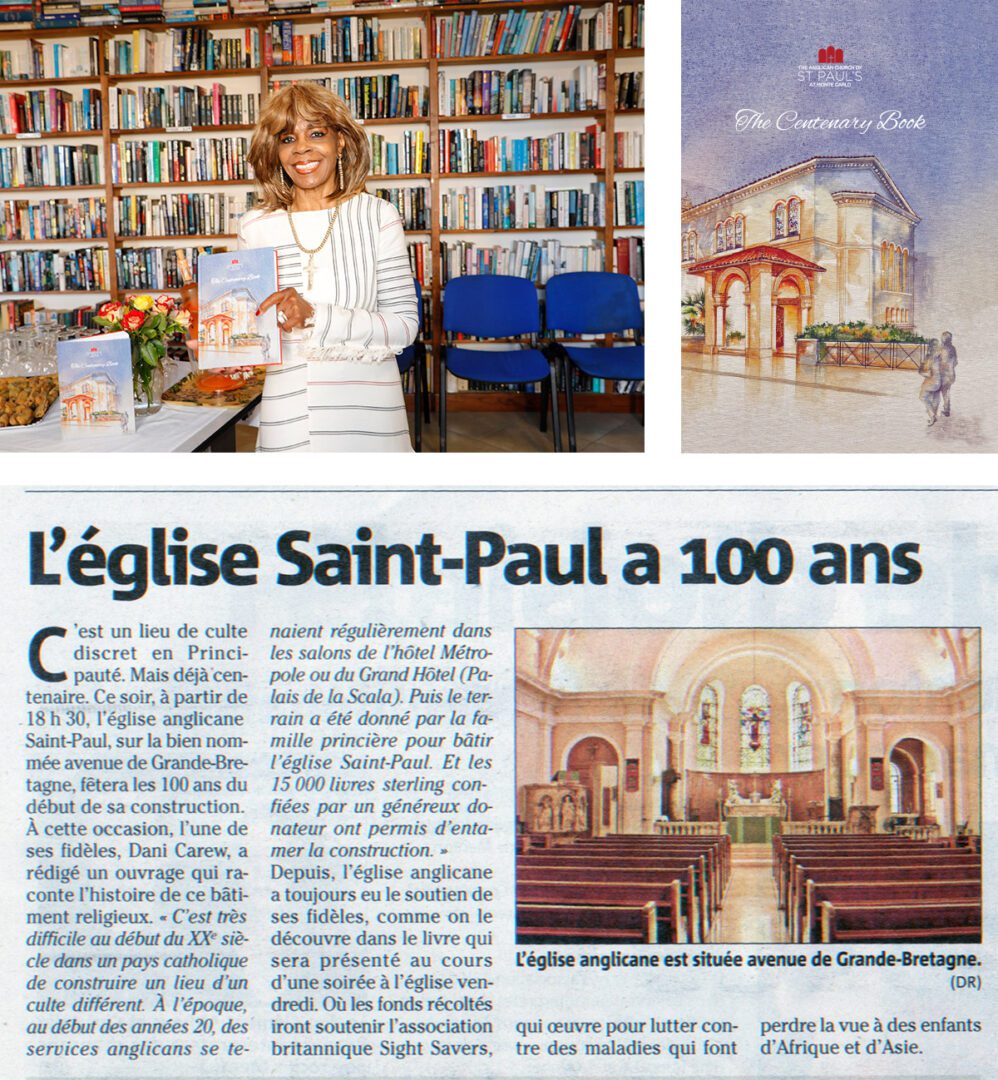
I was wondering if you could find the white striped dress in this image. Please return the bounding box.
[236,193,418,452]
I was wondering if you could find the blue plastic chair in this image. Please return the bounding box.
[395,277,428,451]
[544,272,644,452]
[440,274,562,452]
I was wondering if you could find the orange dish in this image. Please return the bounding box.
[196,372,248,393]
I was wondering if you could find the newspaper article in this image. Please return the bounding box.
[0,486,992,1078]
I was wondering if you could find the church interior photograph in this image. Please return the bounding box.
[515,628,981,945]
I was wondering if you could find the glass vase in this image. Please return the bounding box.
[133,356,165,416]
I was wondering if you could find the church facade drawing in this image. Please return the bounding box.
[681,155,919,362]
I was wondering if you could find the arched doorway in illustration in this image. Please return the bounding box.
[715,268,749,352]
[773,271,806,355]
[566,736,620,836]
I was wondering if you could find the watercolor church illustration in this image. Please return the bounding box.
[61,370,124,426]
[681,155,918,362]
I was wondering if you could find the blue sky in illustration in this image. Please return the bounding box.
[682,0,997,343]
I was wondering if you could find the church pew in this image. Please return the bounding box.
[820,900,982,944]
[772,836,954,896]
[784,852,979,921]
[517,856,704,942]
[802,879,981,943]
[792,862,981,942]
[574,835,732,887]
[570,838,730,908]
[517,901,658,944]
[517,881,683,943]
[520,845,718,928]
[776,842,961,910]
[772,835,953,884]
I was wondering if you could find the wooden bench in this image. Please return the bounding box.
[785,853,980,922]
[802,879,981,943]
[518,857,703,942]
[776,842,962,911]
[517,880,682,943]
[575,836,732,889]
[772,836,953,887]
[820,900,982,944]
[791,861,981,941]
[772,836,954,901]
[570,838,730,910]
[517,901,658,944]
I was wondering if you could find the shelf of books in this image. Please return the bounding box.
[0,0,644,408]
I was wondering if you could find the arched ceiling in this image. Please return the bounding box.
[527,628,969,713]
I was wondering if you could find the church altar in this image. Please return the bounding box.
[723,779,787,843]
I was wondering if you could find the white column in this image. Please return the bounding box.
[952,721,966,831]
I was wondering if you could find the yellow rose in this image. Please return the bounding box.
[132,294,154,311]
[174,308,192,329]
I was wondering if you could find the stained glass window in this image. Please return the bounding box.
[725,218,734,249]
[739,685,771,771]
[789,682,813,769]
[689,231,697,259]
[881,242,887,289]
[788,198,800,235]
[734,216,743,247]
[696,684,719,770]
[682,235,688,261]
[774,203,786,239]
[715,223,723,252]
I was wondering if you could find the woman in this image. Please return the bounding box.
[241,83,418,452]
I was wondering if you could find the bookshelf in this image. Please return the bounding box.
[1,0,644,411]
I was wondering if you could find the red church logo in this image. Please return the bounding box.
[818,45,844,63]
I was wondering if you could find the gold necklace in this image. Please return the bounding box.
[287,203,341,291]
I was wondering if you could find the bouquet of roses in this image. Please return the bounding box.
[94,294,191,407]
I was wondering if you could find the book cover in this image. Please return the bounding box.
[681,0,998,453]
[197,246,281,369]
[57,330,135,436]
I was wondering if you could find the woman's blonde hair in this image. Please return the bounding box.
[248,83,370,211]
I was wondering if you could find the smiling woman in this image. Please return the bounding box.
[234,83,418,453]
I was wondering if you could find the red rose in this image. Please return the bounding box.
[122,310,146,332]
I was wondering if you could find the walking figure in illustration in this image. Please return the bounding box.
[918,338,942,426]
[938,331,957,417]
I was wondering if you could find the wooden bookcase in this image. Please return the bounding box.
[0,0,644,412]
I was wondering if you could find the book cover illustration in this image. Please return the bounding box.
[681,0,997,452]
[197,247,281,369]
[57,330,135,436]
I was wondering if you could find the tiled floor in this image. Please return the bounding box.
[235,409,644,453]
[714,843,785,943]
[683,344,996,453]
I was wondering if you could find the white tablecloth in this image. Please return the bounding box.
[0,367,257,453]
